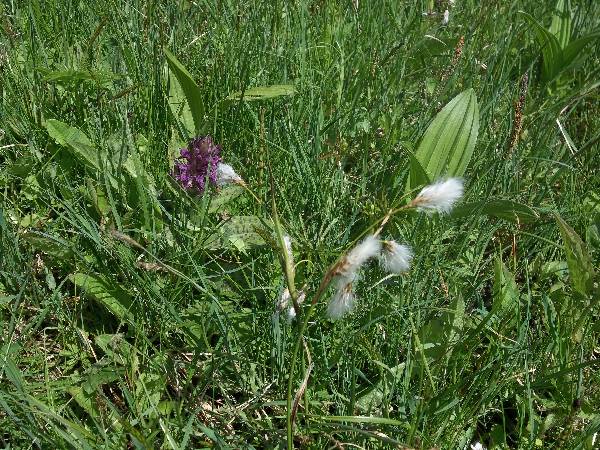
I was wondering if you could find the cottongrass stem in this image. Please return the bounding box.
[413,178,464,214]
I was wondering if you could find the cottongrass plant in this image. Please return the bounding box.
[282,176,465,447]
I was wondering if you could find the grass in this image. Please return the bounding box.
[1,0,599,448]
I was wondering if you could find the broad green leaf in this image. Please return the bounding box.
[167,68,195,137]
[206,216,270,250]
[39,68,119,86]
[492,257,519,315]
[355,362,405,412]
[46,119,100,170]
[1,344,24,391]
[70,273,135,323]
[95,334,134,366]
[225,84,296,102]
[561,32,600,71]
[68,385,122,431]
[520,12,564,81]
[208,185,244,213]
[554,213,595,296]
[164,48,205,134]
[409,89,479,189]
[451,199,539,223]
[21,231,75,261]
[549,0,572,48]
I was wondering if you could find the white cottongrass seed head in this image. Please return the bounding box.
[286,290,305,322]
[470,443,486,450]
[216,162,243,186]
[379,241,413,274]
[338,235,382,281]
[414,178,464,214]
[327,282,356,320]
[442,9,449,25]
[283,234,293,262]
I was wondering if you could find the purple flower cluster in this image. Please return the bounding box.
[172,135,222,193]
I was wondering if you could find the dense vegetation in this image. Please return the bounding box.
[1,0,599,448]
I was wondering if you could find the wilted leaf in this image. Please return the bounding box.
[409,89,479,189]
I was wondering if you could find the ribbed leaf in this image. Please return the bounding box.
[520,12,564,81]
[549,0,572,49]
[562,32,600,70]
[409,89,479,189]
[164,48,205,134]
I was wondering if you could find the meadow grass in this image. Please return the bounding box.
[1,0,599,448]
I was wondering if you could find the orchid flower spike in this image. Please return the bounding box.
[379,241,413,274]
[413,178,464,214]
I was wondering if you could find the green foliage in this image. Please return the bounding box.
[520,5,599,83]
[1,0,599,448]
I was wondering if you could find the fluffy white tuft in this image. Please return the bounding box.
[327,283,356,320]
[470,443,486,450]
[379,241,413,274]
[286,290,305,322]
[340,235,382,278]
[442,9,449,25]
[415,178,464,214]
[216,163,243,186]
[283,235,293,262]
